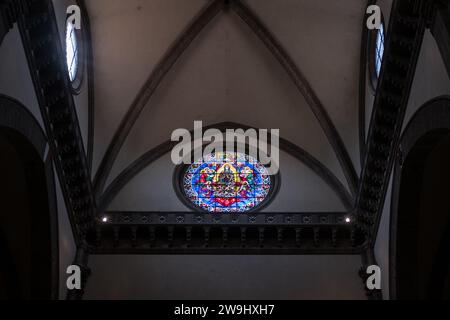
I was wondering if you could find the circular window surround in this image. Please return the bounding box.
[173,151,281,213]
[65,15,86,94]
[368,14,386,92]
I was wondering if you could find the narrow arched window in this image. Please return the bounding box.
[369,17,386,90]
[65,18,84,92]
[375,23,385,77]
[66,21,79,82]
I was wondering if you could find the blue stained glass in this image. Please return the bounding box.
[375,24,385,77]
[183,152,271,213]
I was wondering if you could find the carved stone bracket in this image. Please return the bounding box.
[88,212,365,254]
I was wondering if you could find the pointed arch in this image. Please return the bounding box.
[0,94,59,299]
[93,0,226,196]
[230,0,358,196]
[97,122,353,213]
[93,0,358,201]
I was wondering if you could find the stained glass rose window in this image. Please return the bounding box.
[179,152,277,213]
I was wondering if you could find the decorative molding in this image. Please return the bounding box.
[18,0,96,244]
[356,0,428,245]
[88,211,365,255]
[92,0,225,196]
[97,122,354,214]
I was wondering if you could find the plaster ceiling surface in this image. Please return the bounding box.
[86,0,206,174]
[85,0,365,194]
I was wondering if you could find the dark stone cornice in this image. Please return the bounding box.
[88,211,365,255]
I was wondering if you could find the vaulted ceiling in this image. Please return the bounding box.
[85,0,366,207]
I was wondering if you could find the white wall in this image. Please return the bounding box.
[85,255,366,300]
[374,30,450,300]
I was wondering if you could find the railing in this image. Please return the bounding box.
[89,212,365,254]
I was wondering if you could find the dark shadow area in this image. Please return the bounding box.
[395,129,450,299]
[0,129,53,299]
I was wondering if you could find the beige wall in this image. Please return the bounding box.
[85,254,366,300]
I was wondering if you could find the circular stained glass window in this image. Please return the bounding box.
[176,152,279,213]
